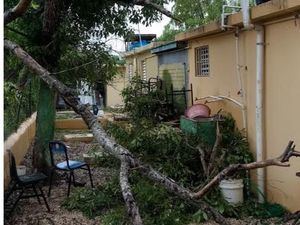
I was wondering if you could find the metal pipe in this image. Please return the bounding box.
[195,95,247,132]
[255,25,265,203]
[241,0,251,29]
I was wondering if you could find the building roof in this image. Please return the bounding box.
[151,41,187,54]
[124,34,156,42]
[175,0,300,41]
[123,41,167,57]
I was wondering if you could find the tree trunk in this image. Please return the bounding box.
[32,0,61,170]
[33,81,56,169]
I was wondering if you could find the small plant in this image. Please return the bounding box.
[219,114,254,179]
[121,76,168,125]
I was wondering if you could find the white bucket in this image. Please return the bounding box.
[219,179,244,205]
[17,165,27,176]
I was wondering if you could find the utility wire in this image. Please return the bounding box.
[50,58,99,75]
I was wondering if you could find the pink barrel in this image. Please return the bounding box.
[185,104,211,119]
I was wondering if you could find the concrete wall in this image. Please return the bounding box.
[125,50,158,81]
[187,19,300,211]
[106,74,126,107]
[264,19,300,211]
[4,113,37,188]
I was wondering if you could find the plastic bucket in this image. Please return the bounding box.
[17,165,27,176]
[219,179,244,205]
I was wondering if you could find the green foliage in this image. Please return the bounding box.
[122,76,167,125]
[106,121,205,185]
[157,24,183,41]
[219,114,254,178]
[63,176,123,219]
[4,77,39,139]
[101,207,129,225]
[64,115,287,224]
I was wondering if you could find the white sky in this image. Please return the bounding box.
[106,3,174,54]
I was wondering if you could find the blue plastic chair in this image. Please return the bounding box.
[48,141,94,197]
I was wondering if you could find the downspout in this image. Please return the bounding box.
[241,0,265,201]
[255,25,265,203]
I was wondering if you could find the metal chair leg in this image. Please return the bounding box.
[67,171,73,196]
[9,187,25,216]
[48,168,55,197]
[72,171,76,186]
[38,186,50,212]
[32,184,41,204]
[87,165,94,188]
[5,182,17,204]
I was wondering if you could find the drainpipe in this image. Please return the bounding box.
[255,25,265,203]
[241,0,251,30]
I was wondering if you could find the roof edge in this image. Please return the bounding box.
[175,0,300,41]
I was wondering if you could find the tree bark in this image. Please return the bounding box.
[4,0,32,25]
[120,160,143,225]
[5,39,300,224]
[32,0,62,170]
[33,81,56,169]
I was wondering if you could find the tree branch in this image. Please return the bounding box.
[193,141,300,199]
[120,159,143,225]
[4,39,227,223]
[207,121,221,175]
[4,0,32,25]
[132,0,182,22]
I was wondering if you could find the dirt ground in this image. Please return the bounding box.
[4,132,298,225]
[4,138,114,225]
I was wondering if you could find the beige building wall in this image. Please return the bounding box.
[264,20,300,211]
[125,51,158,80]
[186,19,300,211]
[106,66,126,107]
[124,43,164,86]
[106,74,126,107]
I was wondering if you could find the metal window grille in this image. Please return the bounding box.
[195,46,209,76]
[141,60,147,81]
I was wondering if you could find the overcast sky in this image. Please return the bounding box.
[106,3,174,53]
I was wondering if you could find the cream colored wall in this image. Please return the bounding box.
[125,50,158,81]
[264,20,300,211]
[4,113,37,188]
[188,33,249,132]
[106,74,126,107]
[188,20,300,211]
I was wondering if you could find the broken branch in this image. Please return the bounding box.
[4,39,227,223]
[193,141,299,199]
[120,159,143,225]
[4,0,32,25]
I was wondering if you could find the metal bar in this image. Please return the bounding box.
[191,83,194,105]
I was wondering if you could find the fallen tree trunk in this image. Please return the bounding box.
[5,39,300,224]
[4,39,228,224]
[120,159,143,225]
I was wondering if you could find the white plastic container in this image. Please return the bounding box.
[17,165,27,176]
[219,179,244,205]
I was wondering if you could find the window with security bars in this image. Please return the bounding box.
[195,46,209,76]
[141,60,147,81]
